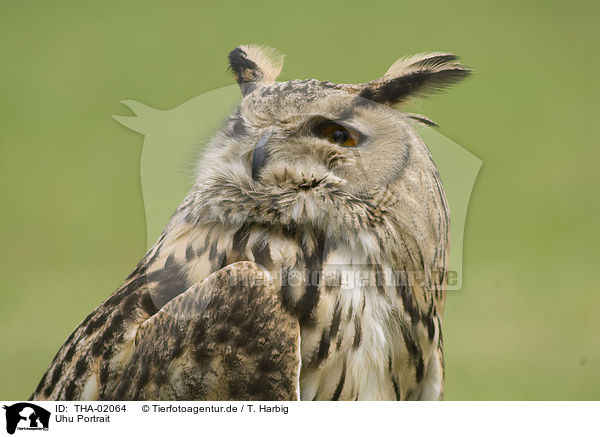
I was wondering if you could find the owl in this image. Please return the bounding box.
[31,45,470,401]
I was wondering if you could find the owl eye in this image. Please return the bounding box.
[317,122,359,147]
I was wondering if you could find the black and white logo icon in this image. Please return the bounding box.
[3,403,50,434]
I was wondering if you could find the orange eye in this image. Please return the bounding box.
[318,123,358,147]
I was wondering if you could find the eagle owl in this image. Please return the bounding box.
[31,45,470,401]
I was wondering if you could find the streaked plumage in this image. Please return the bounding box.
[31,45,470,401]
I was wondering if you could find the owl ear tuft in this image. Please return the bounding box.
[228,45,284,95]
[359,52,471,105]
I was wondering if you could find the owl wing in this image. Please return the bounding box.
[106,261,301,400]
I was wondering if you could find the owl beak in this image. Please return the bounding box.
[251,130,272,180]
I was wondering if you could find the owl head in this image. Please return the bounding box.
[190,45,469,266]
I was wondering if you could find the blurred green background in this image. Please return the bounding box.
[1,0,598,400]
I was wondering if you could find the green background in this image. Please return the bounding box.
[1,0,598,400]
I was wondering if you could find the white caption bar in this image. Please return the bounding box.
[1,401,598,436]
